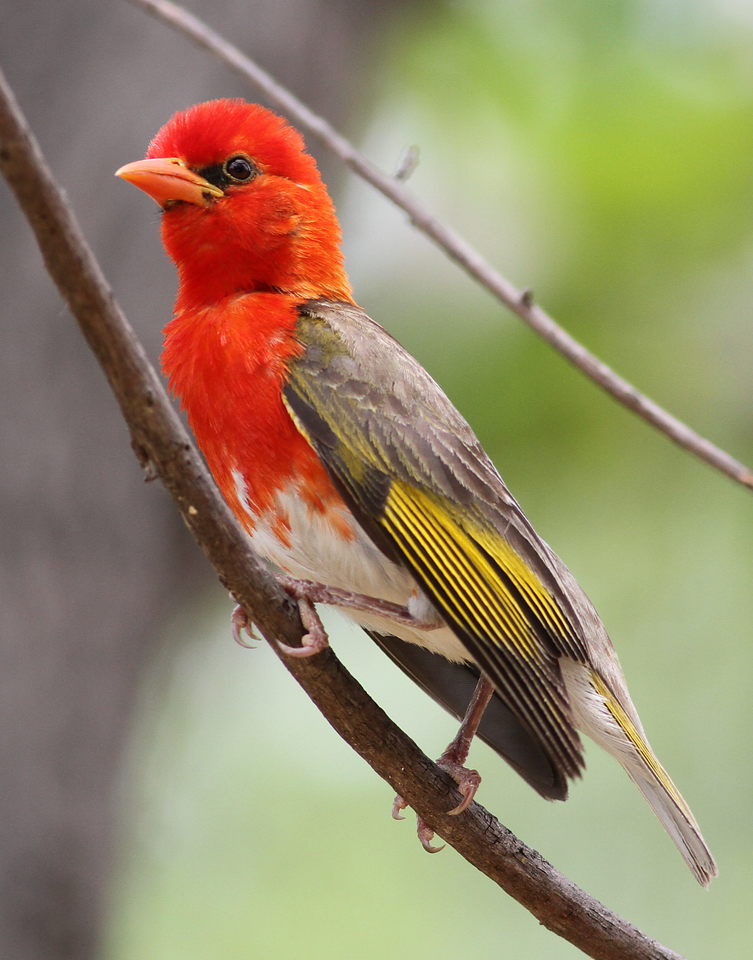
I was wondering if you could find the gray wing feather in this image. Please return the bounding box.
[288,300,591,662]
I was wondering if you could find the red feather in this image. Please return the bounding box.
[162,291,338,526]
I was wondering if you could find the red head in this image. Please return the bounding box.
[117,99,353,307]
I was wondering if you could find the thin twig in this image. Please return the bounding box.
[1,65,688,960]
[127,0,753,492]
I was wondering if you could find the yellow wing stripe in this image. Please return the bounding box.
[591,673,692,818]
[382,481,582,765]
[382,495,487,636]
[400,495,536,649]
[383,482,540,658]
[474,525,576,645]
[384,492,566,736]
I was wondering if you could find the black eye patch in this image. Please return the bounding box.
[197,155,260,190]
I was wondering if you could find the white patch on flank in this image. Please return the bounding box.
[232,467,256,522]
[234,469,468,663]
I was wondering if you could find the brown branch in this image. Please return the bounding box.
[127,0,753,493]
[0,65,690,960]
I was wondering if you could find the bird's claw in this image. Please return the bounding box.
[438,758,481,815]
[392,757,480,853]
[276,594,330,658]
[231,604,259,649]
[417,819,445,854]
[392,794,445,851]
[230,584,330,657]
[391,794,408,821]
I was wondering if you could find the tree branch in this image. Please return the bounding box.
[126,0,753,493]
[1,64,689,960]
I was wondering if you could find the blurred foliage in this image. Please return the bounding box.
[107,1,753,957]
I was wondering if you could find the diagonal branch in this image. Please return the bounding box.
[128,0,753,493]
[0,64,688,960]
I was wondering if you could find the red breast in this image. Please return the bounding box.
[162,291,349,547]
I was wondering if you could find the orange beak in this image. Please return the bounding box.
[115,157,224,207]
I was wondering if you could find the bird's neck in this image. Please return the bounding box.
[164,190,355,309]
[175,266,353,311]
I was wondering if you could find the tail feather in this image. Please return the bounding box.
[625,762,717,887]
[562,661,717,885]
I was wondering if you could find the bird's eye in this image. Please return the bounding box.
[223,155,257,183]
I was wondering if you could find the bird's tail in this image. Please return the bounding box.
[623,756,716,887]
[563,662,717,886]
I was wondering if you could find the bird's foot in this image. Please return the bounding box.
[391,795,444,852]
[416,818,445,854]
[436,757,482,815]
[391,755,482,854]
[392,676,492,852]
[275,590,330,658]
[275,575,440,631]
[231,604,259,649]
[229,587,329,658]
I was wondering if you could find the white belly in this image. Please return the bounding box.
[236,473,470,663]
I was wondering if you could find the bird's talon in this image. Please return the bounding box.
[391,795,445,851]
[276,633,327,658]
[437,758,481,815]
[417,819,445,854]
[391,794,408,820]
[231,604,258,649]
[278,595,330,658]
[447,790,476,816]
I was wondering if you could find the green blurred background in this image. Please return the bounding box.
[2,1,752,958]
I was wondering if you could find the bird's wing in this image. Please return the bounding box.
[283,300,589,779]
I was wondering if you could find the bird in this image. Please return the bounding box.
[116,98,716,885]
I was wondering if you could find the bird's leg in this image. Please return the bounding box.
[273,575,441,658]
[393,675,494,853]
[436,675,494,812]
[275,575,442,631]
[230,575,440,659]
